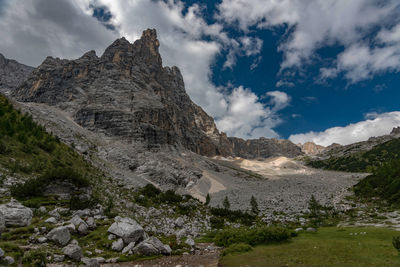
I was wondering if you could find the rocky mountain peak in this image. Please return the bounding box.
[0,53,33,95]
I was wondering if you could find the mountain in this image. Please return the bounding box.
[307,127,400,172]
[12,29,230,157]
[0,53,33,95]
[11,29,301,160]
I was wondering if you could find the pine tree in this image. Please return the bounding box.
[250,195,259,215]
[223,196,230,210]
[205,193,211,205]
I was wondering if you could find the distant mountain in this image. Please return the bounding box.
[307,127,400,172]
[0,53,33,95]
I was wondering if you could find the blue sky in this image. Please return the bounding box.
[1,0,400,146]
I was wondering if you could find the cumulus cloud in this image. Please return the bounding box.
[0,0,281,139]
[289,112,400,146]
[216,87,289,139]
[0,0,118,66]
[217,0,400,82]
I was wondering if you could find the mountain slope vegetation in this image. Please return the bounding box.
[0,93,103,199]
[307,138,400,172]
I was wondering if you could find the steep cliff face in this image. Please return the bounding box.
[13,29,229,157]
[0,53,33,95]
[298,142,325,155]
[228,137,303,159]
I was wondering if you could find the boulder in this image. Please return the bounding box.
[111,238,124,251]
[38,206,47,213]
[62,244,82,261]
[107,217,144,244]
[147,236,170,255]
[37,237,47,243]
[81,257,100,267]
[46,226,71,246]
[133,240,159,256]
[163,245,172,255]
[4,256,14,265]
[0,247,4,257]
[175,217,184,228]
[49,209,61,219]
[0,199,33,226]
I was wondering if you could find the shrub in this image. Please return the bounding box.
[205,193,211,205]
[160,190,183,203]
[10,167,89,199]
[214,226,292,247]
[223,196,230,209]
[140,183,161,198]
[393,236,400,252]
[210,207,256,226]
[250,195,259,215]
[210,216,225,229]
[222,243,252,256]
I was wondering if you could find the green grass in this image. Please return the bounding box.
[220,227,400,267]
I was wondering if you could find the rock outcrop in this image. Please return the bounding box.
[12,29,230,157]
[0,53,33,95]
[228,137,303,159]
[298,142,325,155]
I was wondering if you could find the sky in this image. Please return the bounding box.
[1,0,400,146]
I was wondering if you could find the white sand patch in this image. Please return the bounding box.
[189,170,226,202]
[236,156,314,179]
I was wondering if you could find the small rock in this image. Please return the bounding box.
[53,254,65,262]
[108,234,116,240]
[86,217,96,230]
[175,217,184,228]
[163,245,172,255]
[105,257,118,263]
[94,257,105,263]
[294,228,303,232]
[185,238,195,247]
[78,223,89,235]
[70,239,79,245]
[0,247,4,257]
[122,241,136,254]
[81,257,100,267]
[306,227,317,232]
[45,217,57,224]
[4,256,14,265]
[46,226,70,246]
[94,249,103,254]
[111,238,124,251]
[38,206,47,213]
[49,209,61,219]
[38,237,47,243]
[62,244,82,261]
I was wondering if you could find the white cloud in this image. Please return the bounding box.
[289,112,400,146]
[217,0,399,81]
[216,87,288,139]
[0,0,281,139]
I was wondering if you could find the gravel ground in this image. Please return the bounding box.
[198,158,368,215]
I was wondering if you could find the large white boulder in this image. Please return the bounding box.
[107,217,144,244]
[62,244,82,261]
[0,199,33,227]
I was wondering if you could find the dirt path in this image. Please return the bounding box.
[101,244,220,267]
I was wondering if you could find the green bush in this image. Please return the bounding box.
[22,248,48,266]
[393,236,400,253]
[160,190,183,203]
[210,216,225,229]
[140,183,161,198]
[10,167,89,199]
[214,226,292,247]
[222,243,252,256]
[210,207,256,226]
